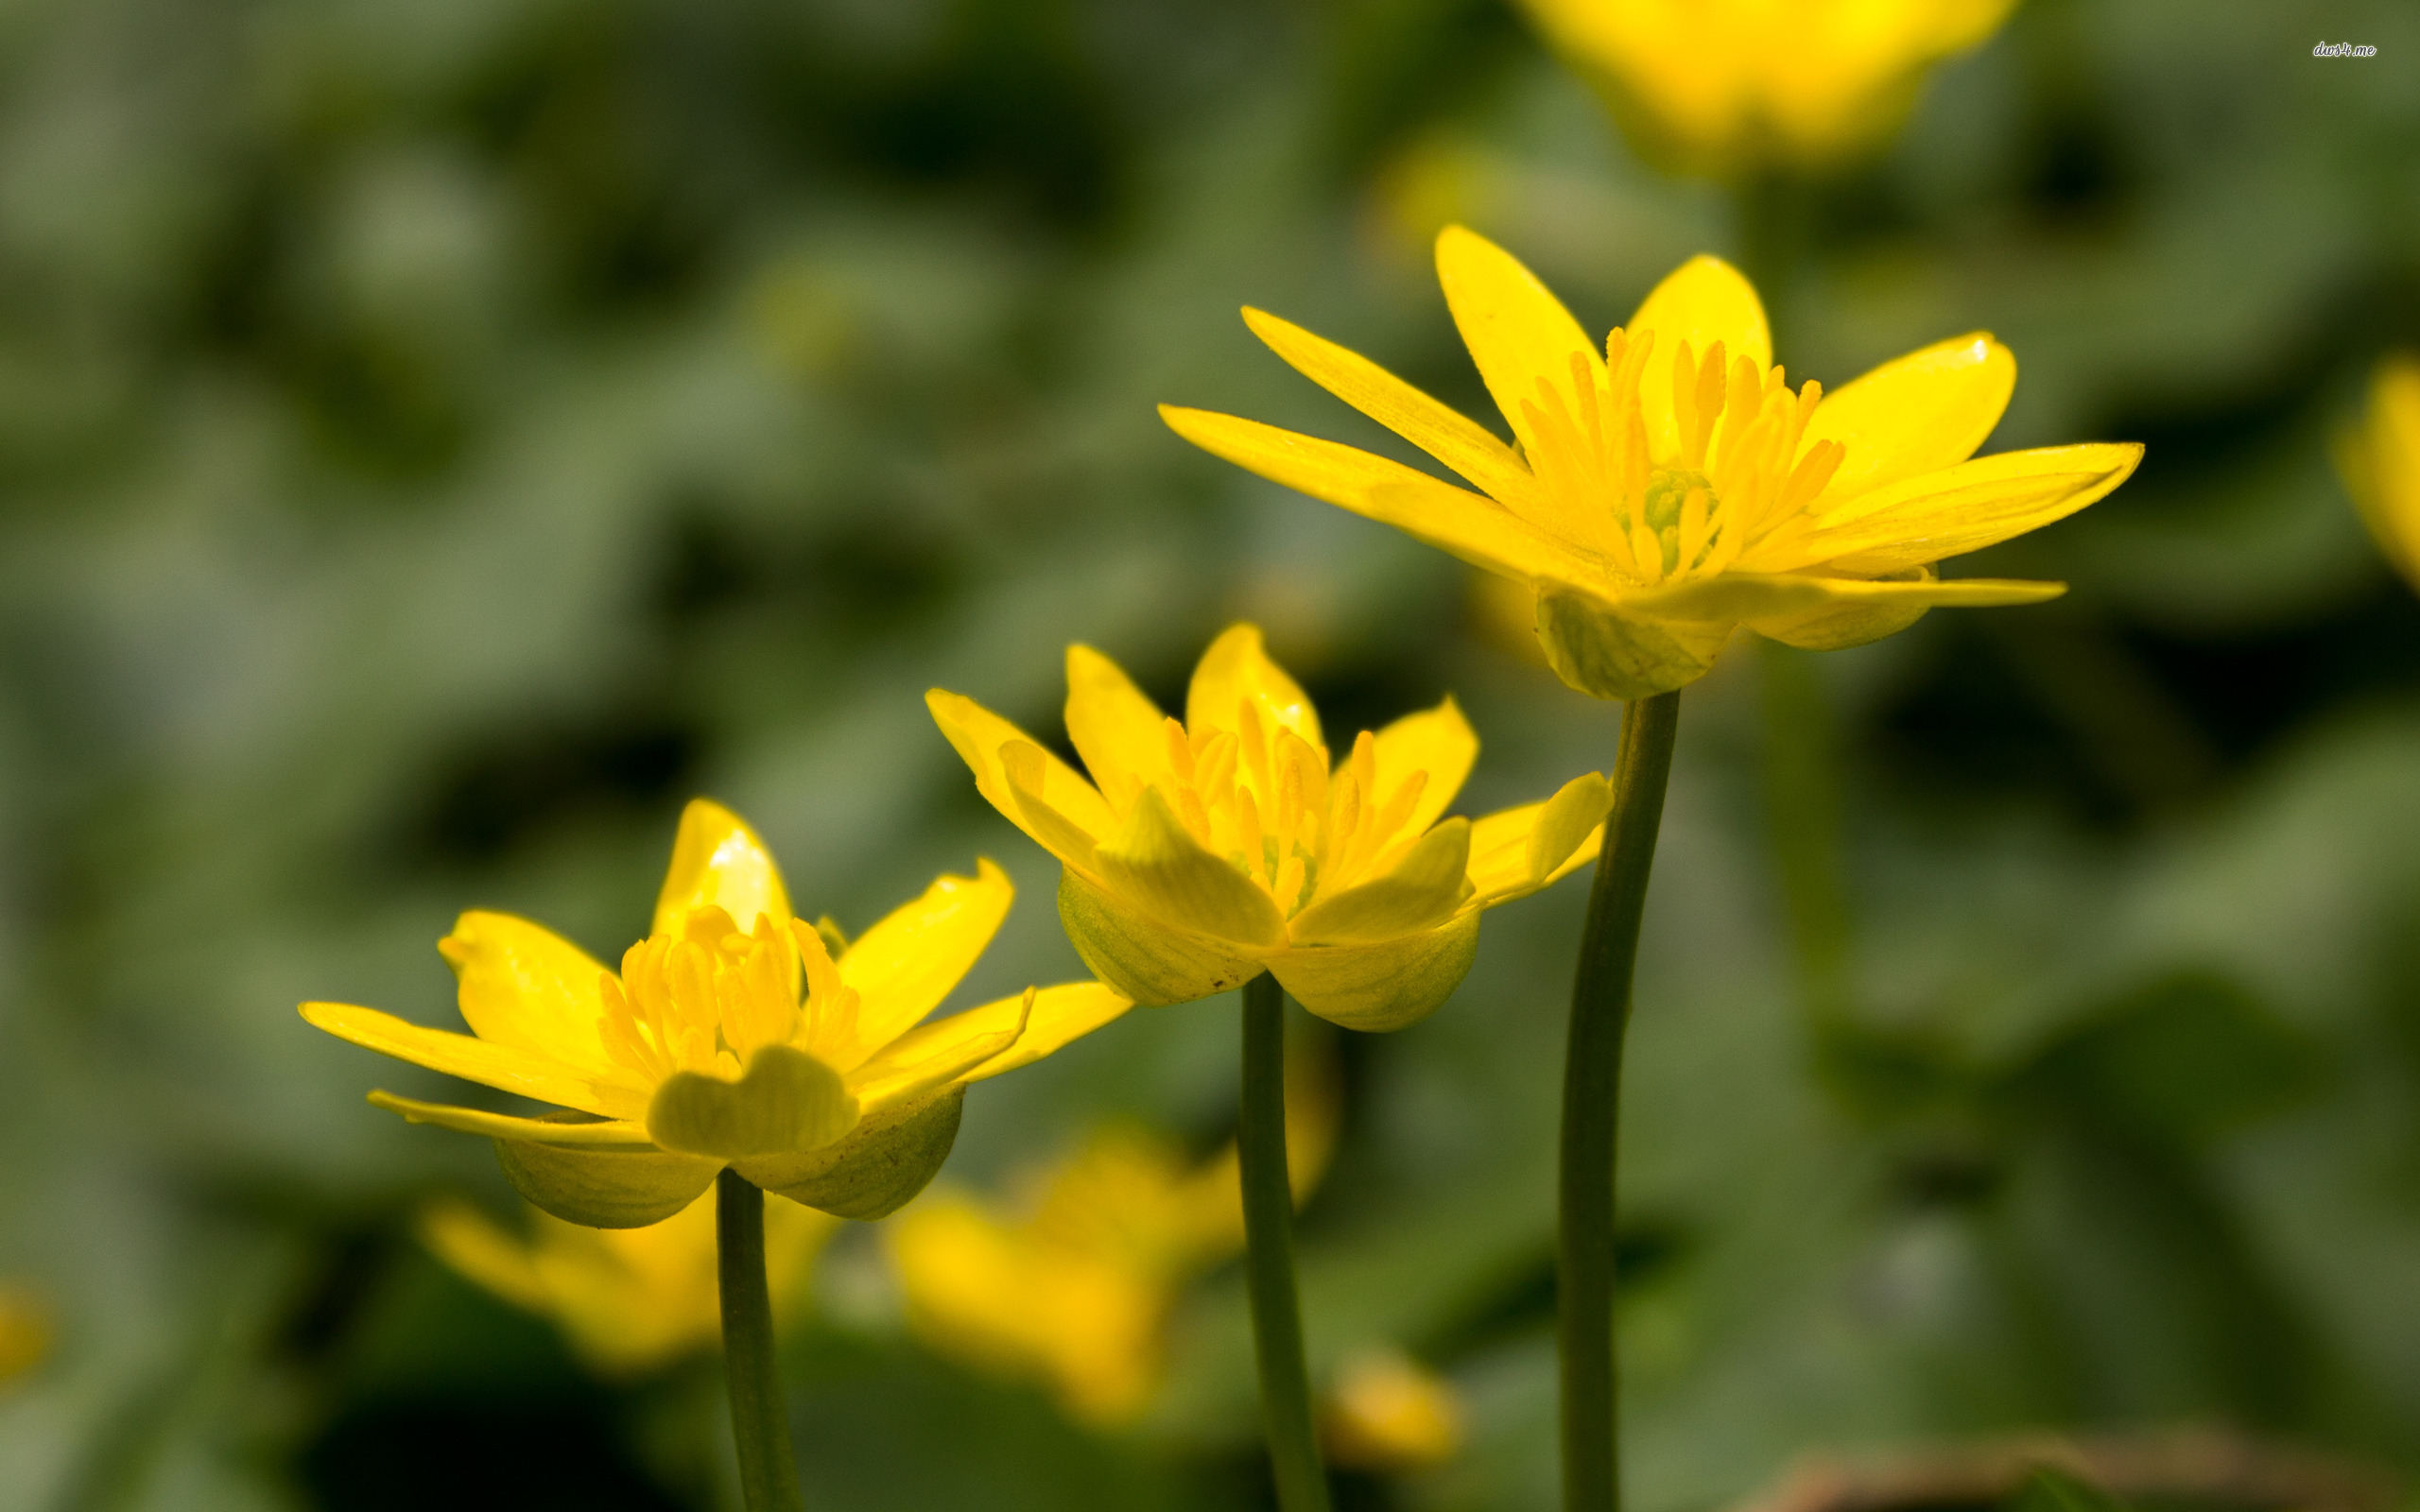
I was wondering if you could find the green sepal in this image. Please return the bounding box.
[1265,912,1481,1032]
[1745,566,1934,650]
[493,1112,721,1228]
[736,1087,964,1220]
[1057,868,1262,1007]
[647,1044,858,1160]
[1536,585,1731,700]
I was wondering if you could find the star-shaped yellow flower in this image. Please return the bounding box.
[2337,353,2420,594]
[928,625,1613,1029]
[1163,228,2140,700]
[302,799,1132,1227]
[1515,0,2017,172]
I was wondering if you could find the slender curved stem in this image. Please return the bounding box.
[717,1168,805,1512]
[1560,692,1681,1512]
[1240,972,1332,1512]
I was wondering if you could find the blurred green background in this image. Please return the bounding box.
[1,0,2416,1507]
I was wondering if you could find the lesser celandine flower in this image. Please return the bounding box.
[423,1192,835,1379]
[2336,353,2420,593]
[1514,0,2017,173]
[927,624,1612,1031]
[890,1078,1335,1426]
[1163,229,2140,702]
[1321,1349,1465,1472]
[302,799,1132,1228]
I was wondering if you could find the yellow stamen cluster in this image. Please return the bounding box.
[1129,711,1432,917]
[1522,331,1845,585]
[597,906,856,1084]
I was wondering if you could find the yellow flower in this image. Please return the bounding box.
[422,1190,836,1378]
[1163,229,2140,701]
[1321,1349,1464,1472]
[2336,353,2420,593]
[0,1286,48,1385]
[926,625,1614,1030]
[303,799,1132,1227]
[889,1076,1337,1426]
[1514,0,2017,172]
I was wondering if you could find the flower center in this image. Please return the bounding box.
[597,906,859,1084]
[1518,329,1846,587]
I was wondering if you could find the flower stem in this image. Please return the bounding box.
[717,1168,805,1512]
[1240,971,1332,1512]
[1559,691,1681,1512]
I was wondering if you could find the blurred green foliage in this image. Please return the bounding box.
[0,0,2415,1508]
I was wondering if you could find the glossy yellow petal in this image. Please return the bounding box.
[1241,305,1541,511]
[959,983,1137,1083]
[1800,334,2014,503]
[1433,225,1601,462]
[1186,623,1321,750]
[837,859,1014,1050]
[2336,354,2420,587]
[1058,869,1264,1007]
[1535,584,1734,700]
[495,1127,723,1228]
[1464,780,1609,902]
[367,1091,661,1145]
[1160,406,1597,585]
[438,911,618,1076]
[652,799,792,938]
[848,988,1030,1110]
[1628,255,1771,455]
[1266,913,1481,1032]
[1782,442,2142,573]
[737,1087,964,1221]
[1370,696,1478,838]
[926,689,1115,861]
[1064,644,1176,803]
[1290,818,1471,945]
[647,1044,859,1160]
[1093,785,1287,947]
[301,1002,642,1119]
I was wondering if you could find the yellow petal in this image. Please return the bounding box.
[1186,623,1321,750]
[1241,305,1541,511]
[1433,225,1601,462]
[1464,781,1608,902]
[2340,354,2420,584]
[848,988,1030,1110]
[438,912,619,1076]
[1370,696,1477,839]
[1265,913,1481,1032]
[1783,442,2143,574]
[1160,406,1597,586]
[737,1088,964,1221]
[959,982,1136,1083]
[652,799,792,938]
[1800,334,2015,504]
[648,1044,860,1160]
[1628,255,1771,455]
[926,689,1115,861]
[1535,584,1734,700]
[1057,868,1265,1006]
[368,1091,661,1145]
[1291,818,1471,945]
[1093,785,1286,946]
[301,1002,642,1119]
[1064,644,1175,801]
[838,859,1014,1051]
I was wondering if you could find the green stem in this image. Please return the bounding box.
[1559,691,1681,1512]
[717,1169,805,1512]
[1756,640,1853,1026]
[1240,972,1332,1512]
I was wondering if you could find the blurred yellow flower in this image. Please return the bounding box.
[2336,353,2420,593]
[423,1190,837,1379]
[304,799,1132,1228]
[0,1286,49,1385]
[889,1072,1337,1426]
[1321,1349,1464,1472]
[1164,229,2139,701]
[1515,0,2017,172]
[928,624,1613,1030]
